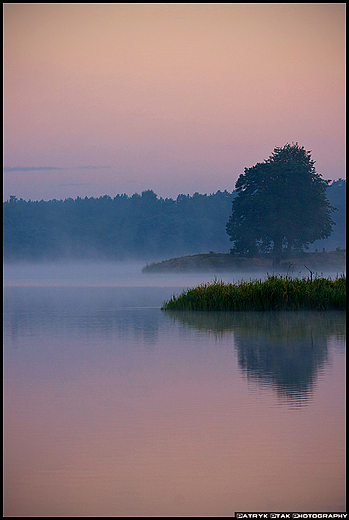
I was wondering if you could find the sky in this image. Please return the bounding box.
[3,3,346,202]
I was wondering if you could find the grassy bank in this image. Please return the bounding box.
[143,250,346,273]
[161,274,346,311]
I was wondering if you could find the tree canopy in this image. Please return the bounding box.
[226,143,336,265]
[3,171,344,263]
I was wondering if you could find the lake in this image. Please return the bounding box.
[3,262,346,516]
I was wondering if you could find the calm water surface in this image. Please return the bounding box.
[3,263,346,516]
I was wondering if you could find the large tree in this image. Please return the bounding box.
[226,143,336,266]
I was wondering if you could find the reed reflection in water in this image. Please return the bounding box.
[3,286,346,516]
[166,310,345,406]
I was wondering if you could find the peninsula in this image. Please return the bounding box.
[142,250,346,274]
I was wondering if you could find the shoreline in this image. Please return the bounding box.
[143,250,346,273]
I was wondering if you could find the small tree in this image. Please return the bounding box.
[226,143,336,266]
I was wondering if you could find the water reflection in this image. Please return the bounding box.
[4,286,172,348]
[5,287,345,405]
[166,310,346,405]
[3,286,346,515]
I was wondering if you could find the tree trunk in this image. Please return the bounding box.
[272,235,282,267]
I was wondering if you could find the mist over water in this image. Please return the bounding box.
[3,261,346,515]
[3,260,345,290]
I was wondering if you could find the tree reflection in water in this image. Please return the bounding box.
[164,310,346,406]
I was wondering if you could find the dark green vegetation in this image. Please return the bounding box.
[3,179,345,262]
[226,143,337,266]
[162,274,346,311]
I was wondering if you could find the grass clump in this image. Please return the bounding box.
[161,274,346,311]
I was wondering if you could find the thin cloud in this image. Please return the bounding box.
[76,166,110,170]
[3,166,64,172]
[4,166,111,173]
[57,183,91,187]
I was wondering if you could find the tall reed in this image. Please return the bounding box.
[161,274,346,311]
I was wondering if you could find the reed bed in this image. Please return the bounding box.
[162,274,346,311]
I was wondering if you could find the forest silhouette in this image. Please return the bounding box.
[3,180,345,262]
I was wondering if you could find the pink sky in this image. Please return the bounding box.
[3,3,346,201]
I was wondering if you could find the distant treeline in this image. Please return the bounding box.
[3,190,234,261]
[3,179,346,261]
[310,178,345,252]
